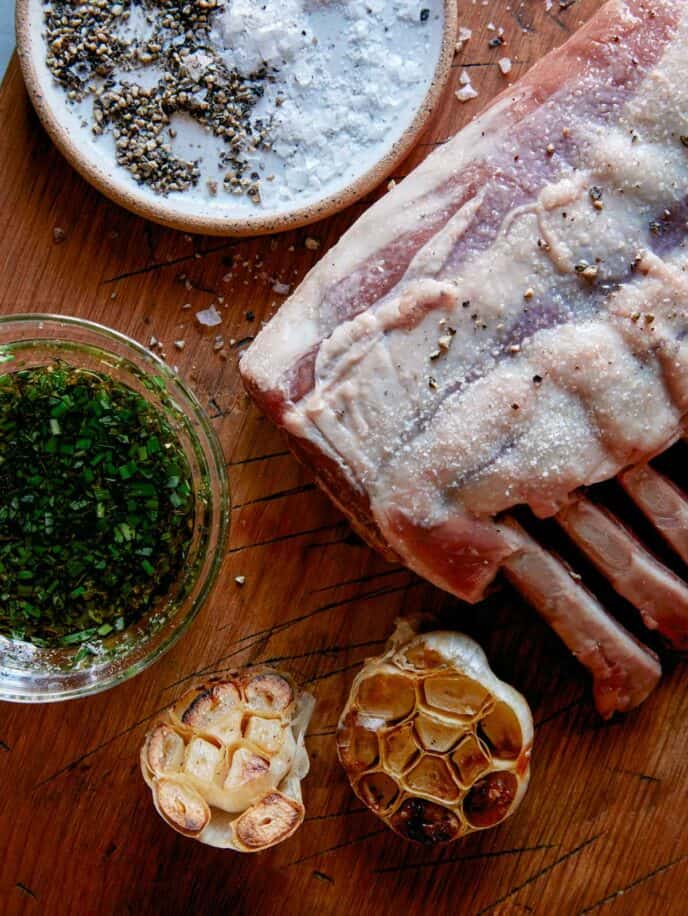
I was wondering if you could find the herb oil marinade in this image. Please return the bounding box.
[0,364,195,647]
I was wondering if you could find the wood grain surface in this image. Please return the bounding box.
[1,2,687,914]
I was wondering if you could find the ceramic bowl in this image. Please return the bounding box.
[16,0,458,236]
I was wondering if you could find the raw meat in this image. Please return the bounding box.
[241,0,688,712]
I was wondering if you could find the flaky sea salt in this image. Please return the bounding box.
[456,68,479,103]
[498,57,512,75]
[195,305,222,327]
[456,84,479,102]
[207,0,443,209]
[212,0,307,74]
[455,25,472,54]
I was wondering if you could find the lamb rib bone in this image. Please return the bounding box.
[500,517,661,719]
[556,496,688,651]
[620,464,688,566]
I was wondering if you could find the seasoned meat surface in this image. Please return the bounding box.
[241,0,688,602]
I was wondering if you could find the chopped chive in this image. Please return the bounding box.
[60,628,98,645]
[119,462,137,480]
[0,365,194,647]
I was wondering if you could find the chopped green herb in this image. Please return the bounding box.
[0,365,195,646]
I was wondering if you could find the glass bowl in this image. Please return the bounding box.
[0,315,229,702]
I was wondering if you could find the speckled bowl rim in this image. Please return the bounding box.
[16,0,458,237]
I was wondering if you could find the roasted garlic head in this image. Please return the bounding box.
[141,669,314,852]
[337,622,533,845]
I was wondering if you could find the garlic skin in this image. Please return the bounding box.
[141,669,314,852]
[337,621,533,845]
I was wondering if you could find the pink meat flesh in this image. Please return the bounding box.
[241,0,688,705]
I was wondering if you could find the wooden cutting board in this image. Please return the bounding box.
[1,2,687,913]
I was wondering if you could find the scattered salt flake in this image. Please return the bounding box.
[181,303,192,310]
[455,25,472,52]
[174,339,186,350]
[305,237,320,251]
[234,575,246,586]
[487,21,496,30]
[387,178,397,191]
[498,57,512,75]
[273,281,291,295]
[459,69,471,85]
[196,304,222,327]
[456,84,479,102]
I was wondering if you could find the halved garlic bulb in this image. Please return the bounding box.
[337,621,533,845]
[141,669,314,852]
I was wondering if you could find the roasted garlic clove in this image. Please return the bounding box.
[141,668,314,852]
[337,621,533,845]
